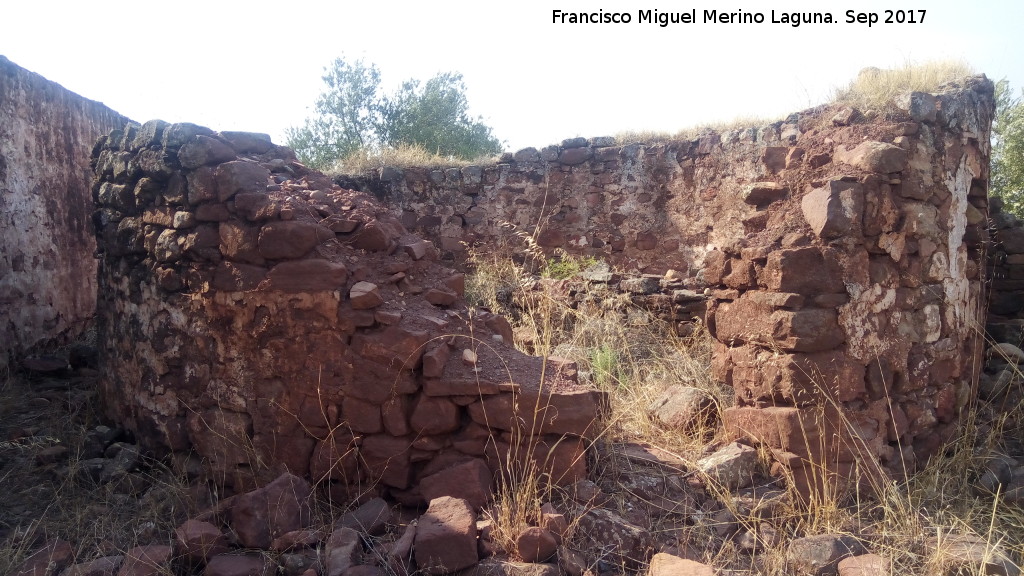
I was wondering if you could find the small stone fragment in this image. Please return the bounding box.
[539,503,568,543]
[324,527,362,576]
[350,281,384,309]
[647,553,714,576]
[991,342,1024,363]
[335,497,391,535]
[414,496,479,575]
[175,519,229,564]
[647,385,717,432]
[697,442,759,489]
[575,508,652,568]
[787,534,866,576]
[425,288,458,307]
[515,527,558,563]
[837,554,891,576]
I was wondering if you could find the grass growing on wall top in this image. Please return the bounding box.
[613,61,976,147]
[328,142,498,175]
[325,62,978,178]
[613,115,779,146]
[832,60,976,116]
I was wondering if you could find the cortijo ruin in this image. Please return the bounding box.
[3,54,1022,576]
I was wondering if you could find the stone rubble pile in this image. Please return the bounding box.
[6,358,1020,576]
[13,461,1021,576]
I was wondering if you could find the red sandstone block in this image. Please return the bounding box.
[486,436,587,486]
[360,435,413,489]
[342,396,383,433]
[760,247,845,294]
[838,140,908,174]
[310,430,360,483]
[712,297,845,353]
[381,395,411,436]
[350,281,384,309]
[175,519,229,564]
[410,395,461,435]
[258,220,331,259]
[801,181,864,239]
[648,553,715,576]
[468,388,605,439]
[352,220,396,251]
[415,497,479,574]
[723,406,862,462]
[728,346,865,405]
[420,458,494,510]
[421,344,452,378]
[117,545,173,576]
[178,135,235,169]
[723,259,757,289]
[350,326,430,370]
[214,160,270,202]
[837,554,892,576]
[265,259,348,292]
[230,472,313,549]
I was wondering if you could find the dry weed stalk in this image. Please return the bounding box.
[464,239,1023,574]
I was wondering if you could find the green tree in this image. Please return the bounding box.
[287,58,503,170]
[992,79,1024,216]
[379,73,503,159]
[285,58,383,170]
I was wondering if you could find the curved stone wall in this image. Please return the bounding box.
[91,120,604,497]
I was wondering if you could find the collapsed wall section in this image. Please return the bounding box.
[0,56,128,369]
[91,120,604,498]
[353,78,995,489]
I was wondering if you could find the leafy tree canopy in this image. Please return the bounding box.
[286,57,503,170]
[992,79,1024,216]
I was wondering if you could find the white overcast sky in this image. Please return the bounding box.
[2,1,1021,151]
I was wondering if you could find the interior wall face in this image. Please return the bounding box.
[0,56,127,369]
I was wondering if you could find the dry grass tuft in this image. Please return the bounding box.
[0,370,197,574]
[464,235,1024,574]
[613,130,676,146]
[614,115,779,147]
[832,59,975,117]
[328,142,498,175]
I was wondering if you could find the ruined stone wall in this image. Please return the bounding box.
[353,78,996,488]
[0,56,128,369]
[987,198,1024,341]
[91,120,604,499]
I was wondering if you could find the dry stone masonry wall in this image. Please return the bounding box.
[352,77,996,490]
[87,76,998,497]
[987,197,1024,336]
[0,56,128,369]
[91,120,605,500]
